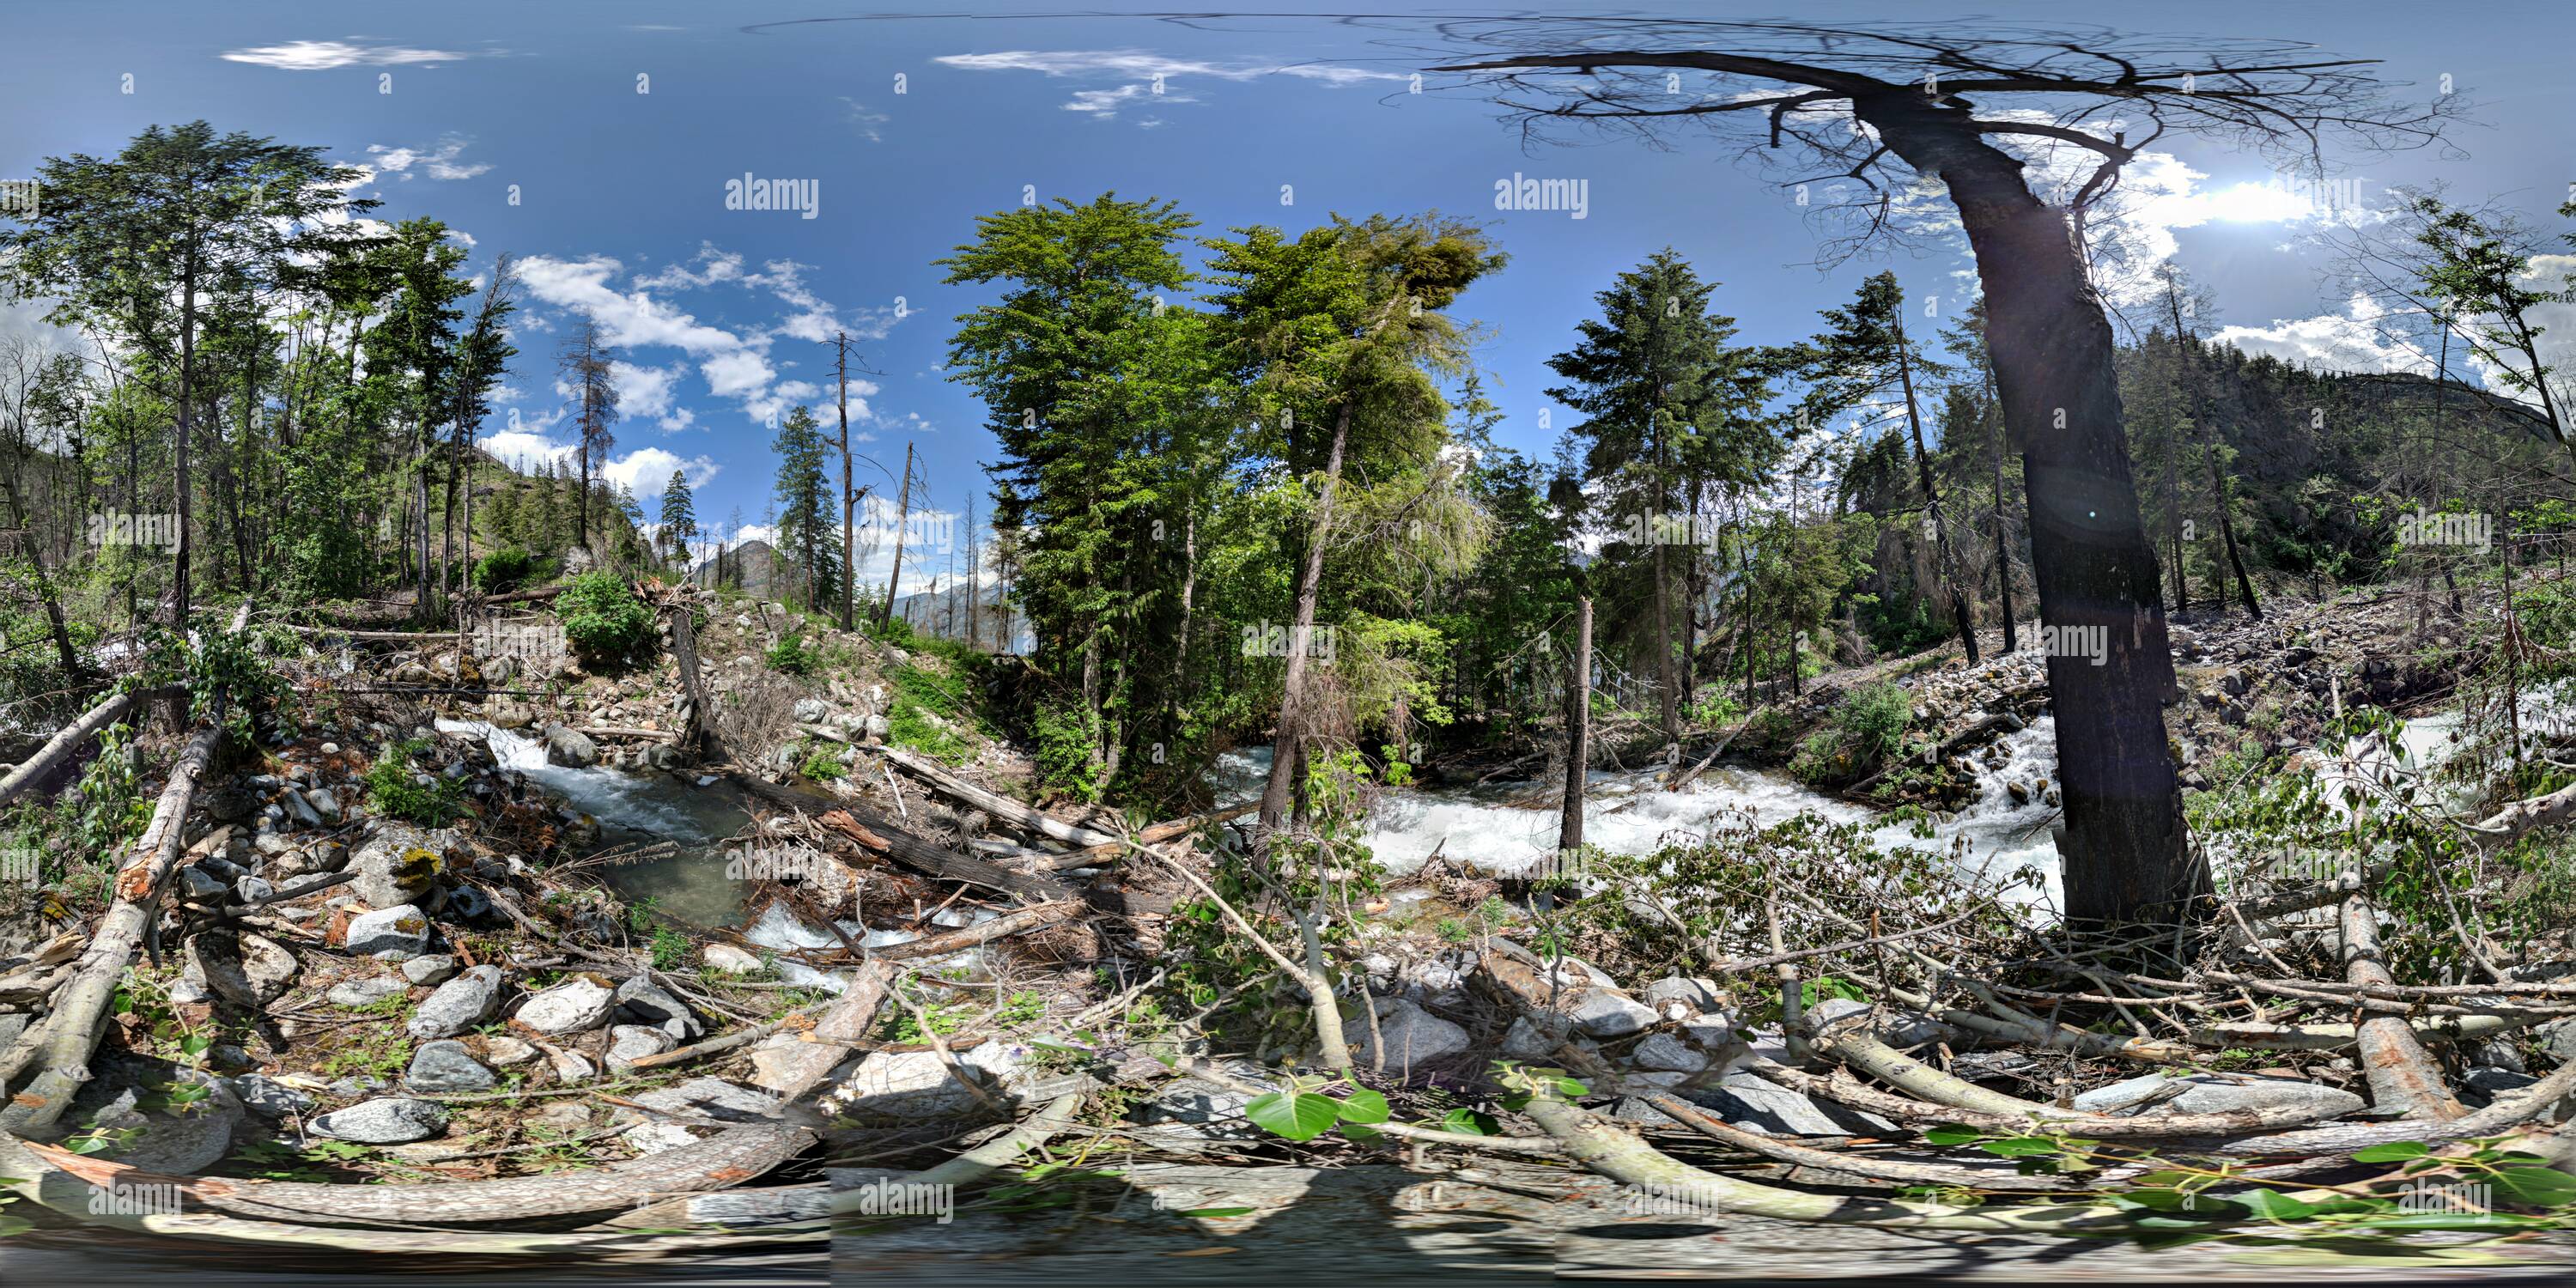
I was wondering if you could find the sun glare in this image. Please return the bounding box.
[2191,181,2318,224]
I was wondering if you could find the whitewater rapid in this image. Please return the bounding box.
[1217,719,2070,912]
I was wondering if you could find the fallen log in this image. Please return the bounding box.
[0,684,178,809]
[874,746,1121,849]
[811,805,1074,903]
[833,1091,1086,1218]
[578,725,680,741]
[1640,1089,2084,1193]
[22,1123,815,1225]
[723,765,1072,903]
[0,717,225,1134]
[869,900,1082,960]
[281,624,450,643]
[1033,805,1255,870]
[1666,720,1747,793]
[2339,886,2468,1121]
[665,597,720,760]
[780,957,894,1107]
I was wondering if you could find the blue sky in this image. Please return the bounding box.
[5,3,2572,593]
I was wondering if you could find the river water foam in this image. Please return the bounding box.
[1218,722,2069,911]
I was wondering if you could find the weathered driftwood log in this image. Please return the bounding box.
[832,1091,1087,1218]
[1639,1091,2085,1193]
[2339,887,2468,1120]
[869,900,1082,961]
[24,1124,815,1224]
[0,719,225,1135]
[0,684,179,809]
[1666,720,1746,793]
[1035,805,1256,870]
[874,746,1121,849]
[813,805,1074,904]
[281,624,450,643]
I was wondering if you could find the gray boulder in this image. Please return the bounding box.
[1807,998,1950,1048]
[1131,1070,1273,1147]
[615,975,704,1040]
[1630,1032,1709,1072]
[1685,1072,1897,1136]
[2541,1017,2576,1066]
[229,1072,317,1119]
[1569,989,1658,1039]
[627,1076,781,1125]
[1641,976,1727,1017]
[405,1039,496,1092]
[407,964,504,1040]
[187,931,299,1006]
[311,1097,449,1144]
[1352,999,1471,1070]
[829,1049,1002,1120]
[402,954,459,987]
[514,976,617,1034]
[1499,1013,1568,1061]
[344,904,432,960]
[544,723,599,769]
[348,823,449,910]
[605,1024,678,1070]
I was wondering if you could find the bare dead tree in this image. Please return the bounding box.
[1420,17,2459,925]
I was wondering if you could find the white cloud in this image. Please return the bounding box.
[481,430,574,472]
[935,48,1396,118]
[515,248,902,434]
[222,39,476,70]
[2211,292,2434,377]
[701,349,776,401]
[516,256,747,355]
[604,446,720,494]
[841,97,890,143]
[609,361,696,431]
[364,136,489,182]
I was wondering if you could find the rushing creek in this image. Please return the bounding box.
[441,709,2080,986]
[1216,727,2070,910]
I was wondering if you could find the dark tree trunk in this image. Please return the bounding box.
[1261,403,1352,832]
[1896,316,1980,662]
[1559,592,1591,860]
[1992,397,2018,653]
[1862,94,2198,925]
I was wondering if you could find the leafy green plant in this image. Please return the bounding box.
[1242,1074,1391,1142]
[766,629,817,676]
[473,546,538,592]
[799,744,848,781]
[554,571,653,663]
[649,925,692,972]
[366,739,467,825]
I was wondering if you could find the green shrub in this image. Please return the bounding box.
[474,547,537,593]
[1789,682,1913,787]
[367,740,467,826]
[1833,682,1914,765]
[799,745,848,781]
[766,630,817,675]
[887,659,983,763]
[555,572,653,663]
[649,926,692,972]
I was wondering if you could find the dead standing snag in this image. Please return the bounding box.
[1428,18,2456,925]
